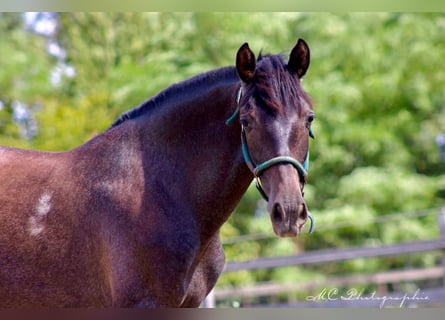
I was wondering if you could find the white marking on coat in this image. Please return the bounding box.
[36,192,52,217]
[28,192,52,236]
[28,216,45,236]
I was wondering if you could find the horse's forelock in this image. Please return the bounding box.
[246,54,311,115]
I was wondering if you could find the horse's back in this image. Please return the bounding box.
[0,145,111,307]
[0,146,70,240]
[0,146,75,236]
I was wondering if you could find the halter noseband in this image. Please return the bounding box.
[227,87,315,233]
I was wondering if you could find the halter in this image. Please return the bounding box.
[227,88,315,233]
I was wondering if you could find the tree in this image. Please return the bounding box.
[0,13,54,147]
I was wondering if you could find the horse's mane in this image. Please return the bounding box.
[110,52,312,129]
[109,66,238,129]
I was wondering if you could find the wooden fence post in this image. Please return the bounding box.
[439,207,445,288]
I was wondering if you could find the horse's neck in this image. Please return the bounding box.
[135,82,252,238]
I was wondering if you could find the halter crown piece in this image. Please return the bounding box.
[226,88,315,233]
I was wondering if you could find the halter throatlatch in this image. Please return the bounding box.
[227,88,315,233]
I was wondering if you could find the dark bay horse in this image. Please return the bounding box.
[0,39,315,307]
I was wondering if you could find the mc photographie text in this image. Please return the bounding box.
[306,287,430,308]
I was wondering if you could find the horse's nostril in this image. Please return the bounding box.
[299,203,308,221]
[272,203,284,224]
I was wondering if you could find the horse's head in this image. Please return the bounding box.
[235,39,314,237]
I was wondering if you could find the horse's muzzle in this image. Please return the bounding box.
[269,200,308,237]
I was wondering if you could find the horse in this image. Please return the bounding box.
[0,39,315,307]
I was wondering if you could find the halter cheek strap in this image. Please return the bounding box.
[225,88,243,126]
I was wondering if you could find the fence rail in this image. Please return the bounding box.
[204,208,445,308]
[225,238,445,272]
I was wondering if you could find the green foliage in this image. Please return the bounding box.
[1,12,445,303]
[33,94,115,150]
[0,13,54,148]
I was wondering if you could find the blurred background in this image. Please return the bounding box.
[1,12,444,307]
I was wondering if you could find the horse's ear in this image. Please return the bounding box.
[236,43,256,83]
[288,38,310,78]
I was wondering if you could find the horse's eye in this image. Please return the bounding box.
[307,114,316,124]
[240,117,249,128]
[307,114,316,139]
